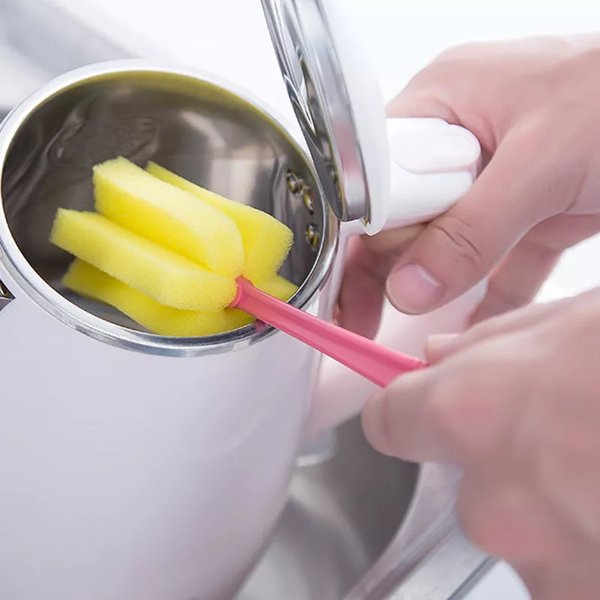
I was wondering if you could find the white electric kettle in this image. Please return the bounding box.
[0,0,481,598]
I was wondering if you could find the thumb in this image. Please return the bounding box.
[386,125,567,314]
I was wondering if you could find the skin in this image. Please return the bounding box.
[339,35,600,337]
[338,36,600,598]
[363,291,600,600]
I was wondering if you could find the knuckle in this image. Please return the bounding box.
[426,380,470,450]
[426,374,497,456]
[428,214,484,271]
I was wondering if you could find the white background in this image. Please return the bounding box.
[52,0,600,597]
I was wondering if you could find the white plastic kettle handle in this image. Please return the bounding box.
[381,116,481,231]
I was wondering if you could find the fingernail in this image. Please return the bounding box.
[362,392,393,456]
[387,263,445,313]
[426,333,460,361]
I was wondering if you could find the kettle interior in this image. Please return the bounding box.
[0,66,337,342]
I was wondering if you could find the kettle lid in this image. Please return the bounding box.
[261,0,390,233]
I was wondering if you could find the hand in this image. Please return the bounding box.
[362,289,600,599]
[339,36,600,338]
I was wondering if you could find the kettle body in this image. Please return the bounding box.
[0,61,480,599]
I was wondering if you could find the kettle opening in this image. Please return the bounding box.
[0,62,338,355]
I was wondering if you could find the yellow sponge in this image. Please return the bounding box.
[63,260,297,336]
[94,157,244,277]
[258,275,298,302]
[146,162,293,283]
[50,209,236,312]
[64,260,253,337]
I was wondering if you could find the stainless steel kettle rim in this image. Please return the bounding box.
[261,0,371,225]
[0,60,338,357]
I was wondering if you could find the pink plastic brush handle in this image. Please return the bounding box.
[231,278,427,388]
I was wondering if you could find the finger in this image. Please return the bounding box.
[386,90,459,124]
[517,563,600,600]
[471,213,600,323]
[362,342,521,462]
[426,296,569,362]
[337,225,424,338]
[428,285,600,361]
[384,56,497,156]
[361,367,456,461]
[384,122,572,315]
[469,236,561,324]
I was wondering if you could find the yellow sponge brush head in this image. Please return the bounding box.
[94,157,244,277]
[64,260,253,337]
[50,209,236,312]
[50,156,299,338]
[146,162,293,283]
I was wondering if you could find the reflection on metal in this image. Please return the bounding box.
[239,419,418,599]
[286,169,303,194]
[305,223,320,250]
[287,169,315,214]
[0,279,14,312]
[239,419,492,600]
[302,188,315,214]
